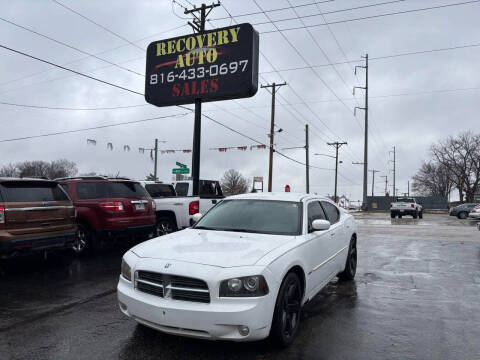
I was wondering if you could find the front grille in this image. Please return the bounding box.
[136,271,210,303]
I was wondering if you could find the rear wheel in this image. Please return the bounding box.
[419,211,423,219]
[458,212,468,219]
[390,212,395,219]
[339,238,357,281]
[413,210,418,219]
[398,214,403,219]
[72,224,92,255]
[271,272,302,347]
[156,216,177,236]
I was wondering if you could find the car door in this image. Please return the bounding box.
[304,200,338,298]
[320,201,348,274]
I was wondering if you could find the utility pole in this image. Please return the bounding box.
[354,53,368,210]
[261,82,287,192]
[305,124,309,194]
[408,180,410,197]
[390,146,396,197]
[380,175,388,196]
[369,169,380,196]
[184,2,220,196]
[327,141,347,202]
[139,139,167,181]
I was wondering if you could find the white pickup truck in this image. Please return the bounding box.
[390,197,423,219]
[173,179,224,214]
[139,181,200,235]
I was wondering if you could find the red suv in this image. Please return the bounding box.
[57,177,156,254]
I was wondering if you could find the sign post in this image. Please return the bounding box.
[144,6,259,196]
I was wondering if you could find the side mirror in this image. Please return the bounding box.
[312,219,330,231]
[192,213,203,224]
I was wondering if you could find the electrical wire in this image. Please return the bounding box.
[0,113,189,143]
[51,0,144,51]
[0,101,149,111]
[251,0,407,26]
[0,16,143,76]
[259,0,480,34]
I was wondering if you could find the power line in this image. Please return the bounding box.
[260,0,480,34]
[211,0,335,20]
[251,0,407,26]
[0,23,187,88]
[258,41,480,72]
[0,113,189,143]
[0,44,144,96]
[0,16,143,76]
[51,0,144,51]
[0,101,148,111]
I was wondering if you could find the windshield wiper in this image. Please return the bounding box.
[193,226,219,231]
[219,228,262,234]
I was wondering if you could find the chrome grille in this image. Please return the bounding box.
[136,271,210,303]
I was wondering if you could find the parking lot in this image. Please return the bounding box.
[1,212,479,360]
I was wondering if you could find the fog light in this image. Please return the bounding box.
[119,301,127,312]
[238,325,250,336]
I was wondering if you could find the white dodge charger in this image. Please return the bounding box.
[117,193,358,346]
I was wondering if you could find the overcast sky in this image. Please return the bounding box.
[1,0,479,201]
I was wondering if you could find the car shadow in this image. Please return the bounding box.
[118,279,358,360]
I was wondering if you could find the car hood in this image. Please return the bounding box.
[131,228,295,268]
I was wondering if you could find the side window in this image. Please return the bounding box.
[60,183,69,194]
[175,183,189,196]
[307,201,326,232]
[321,201,340,224]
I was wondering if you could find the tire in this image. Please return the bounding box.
[398,215,403,219]
[338,237,357,281]
[156,216,177,236]
[270,272,303,347]
[458,212,468,219]
[419,211,423,219]
[413,211,418,219]
[72,223,93,255]
[390,212,395,219]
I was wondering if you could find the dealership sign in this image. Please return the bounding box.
[145,23,259,107]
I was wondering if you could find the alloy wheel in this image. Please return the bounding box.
[281,280,301,339]
[73,228,87,253]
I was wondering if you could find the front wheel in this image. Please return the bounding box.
[338,238,357,281]
[270,272,302,347]
[419,211,423,219]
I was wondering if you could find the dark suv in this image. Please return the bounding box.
[57,177,156,254]
[0,178,77,258]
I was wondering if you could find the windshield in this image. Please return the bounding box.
[194,199,302,235]
[396,198,414,203]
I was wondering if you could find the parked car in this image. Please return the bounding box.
[468,205,480,219]
[57,177,156,254]
[118,193,357,346]
[450,203,479,219]
[390,197,423,219]
[173,179,224,214]
[139,181,199,235]
[0,178,77,258]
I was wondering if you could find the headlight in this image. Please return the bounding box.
[219,275,269,297]
[121,258,132,281]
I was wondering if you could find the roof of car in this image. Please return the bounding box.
[0,177,53,182]
[226,192,329,202]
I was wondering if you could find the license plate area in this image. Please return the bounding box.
[135,203,145,211]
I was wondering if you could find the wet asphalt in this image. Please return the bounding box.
[1,213,479,360]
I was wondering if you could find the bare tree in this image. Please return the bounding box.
[1,159,78,179]
[412,161,453,197]
[430,131,480,202]
[0,163,19,177]
[221,169,249,196]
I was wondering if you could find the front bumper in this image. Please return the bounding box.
[117,260,277,341]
